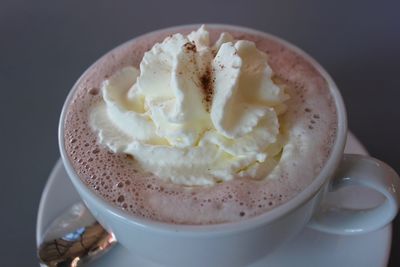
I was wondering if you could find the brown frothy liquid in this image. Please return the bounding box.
[63,25,337,224]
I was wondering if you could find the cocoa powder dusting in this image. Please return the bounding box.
[200,67,214,112]
[184,42,197,53]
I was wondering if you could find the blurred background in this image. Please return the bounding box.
[1,0,399,266]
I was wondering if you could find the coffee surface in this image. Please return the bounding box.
[63,26,337,224]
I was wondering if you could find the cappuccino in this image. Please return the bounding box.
[63,25,337,224]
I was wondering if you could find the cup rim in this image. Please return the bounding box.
[59,23,347,236]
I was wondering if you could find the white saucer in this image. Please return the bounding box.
[36,132,392,267]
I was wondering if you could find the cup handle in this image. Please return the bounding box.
[308,154,400,235]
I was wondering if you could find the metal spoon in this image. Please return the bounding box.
[37,202,117,267]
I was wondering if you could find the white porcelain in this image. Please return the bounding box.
[57,25,400,267]
[37,133,392,267]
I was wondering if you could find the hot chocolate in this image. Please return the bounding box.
[63,25,337,224]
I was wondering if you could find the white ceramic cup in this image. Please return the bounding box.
[59,24,400,267]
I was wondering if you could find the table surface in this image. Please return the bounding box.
[1,1,399,266]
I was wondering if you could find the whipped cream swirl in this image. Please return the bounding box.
[91,26,289,186]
